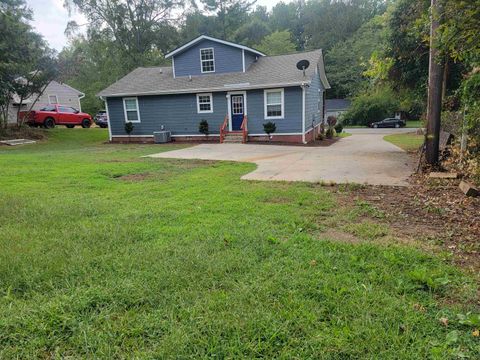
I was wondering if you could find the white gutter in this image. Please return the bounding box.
[98,81,311,98]
[78,92,85,112]
[301,84,307,144]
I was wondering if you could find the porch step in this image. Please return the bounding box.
[223,134,244,143]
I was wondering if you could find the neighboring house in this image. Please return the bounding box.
[8,81,85,123]
[325,99,351,121]
[98,35,330,143]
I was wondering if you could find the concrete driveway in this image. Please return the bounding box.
[148,129,416,186]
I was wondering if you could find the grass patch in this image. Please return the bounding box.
[0,129,478,358]
[406,120,424,128]
[336,131,352,138]
[384,132,424,152]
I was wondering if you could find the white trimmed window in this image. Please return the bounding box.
[200,48,215,73]
[264,89,284,119]
[48,94,58,104]
[123,97,140,123]
[196,93,213,113]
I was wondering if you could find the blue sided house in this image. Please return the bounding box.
[98,35,330,144]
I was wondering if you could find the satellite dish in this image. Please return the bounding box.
[296,59,310,77]
[296,59,310,71]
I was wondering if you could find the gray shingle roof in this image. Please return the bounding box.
[98,49,330,97]
[326,99,351,111]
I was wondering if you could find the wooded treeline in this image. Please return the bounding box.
[57,0,392,114]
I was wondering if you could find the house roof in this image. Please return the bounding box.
[326,99,351,111]
[55,81,85,97]
[165,35,265,58]
[98,49,331,98]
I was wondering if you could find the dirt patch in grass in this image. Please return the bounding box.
[0,126,48,141]
[331,177,480,273]
[117,173,152,181]
[320,229,363,244]
[262,195,292,204]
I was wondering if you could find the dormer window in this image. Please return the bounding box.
[200,48,215,73]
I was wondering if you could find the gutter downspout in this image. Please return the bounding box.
[100,96,113,142]
[301,83,308,144]
[78,92,85,112]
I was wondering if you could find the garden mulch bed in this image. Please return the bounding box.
[331,175,480,273]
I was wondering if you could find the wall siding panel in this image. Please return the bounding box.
[107,86,303,137]
[35,81,82,111]
[173,40,244,77]
[244,51,258,71]
[305,69,324,131]
[246,87,303,134]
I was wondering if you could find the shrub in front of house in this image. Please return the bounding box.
[199,119,209,136]
[326,127,334,139]
[263,121,276,140]
[326,116,337,139]
[125,121,134,135]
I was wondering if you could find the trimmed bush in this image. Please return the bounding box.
[199,119,209,136]
[263,121,276,136]
[124,121,134,135]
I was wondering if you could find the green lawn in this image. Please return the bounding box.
[384,132,424,152]
[0,129,478,358]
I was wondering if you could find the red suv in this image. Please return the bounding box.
[21,104,92,129]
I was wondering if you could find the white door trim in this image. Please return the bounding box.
[226,91,247,131]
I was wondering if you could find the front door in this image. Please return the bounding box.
[231,95,244,131]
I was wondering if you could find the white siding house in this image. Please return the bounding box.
[8,81,85,123]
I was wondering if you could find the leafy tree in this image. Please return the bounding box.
[304,0,389,51]
[342,86,399,126]
[201,0,255,40]
[233,18,270,47]
[385,0,430,95]
[58,34,129,115]
[180,11,219,42]
[325,14,388,98]
[438,0,480,63]
[269,1,305,50]
[0,0,56,127]
[65,0,184,66]
[255,31,296,56]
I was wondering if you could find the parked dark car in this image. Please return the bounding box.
[94,110,108,128]
[369,118,406,128]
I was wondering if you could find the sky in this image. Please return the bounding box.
[27,0,286,52]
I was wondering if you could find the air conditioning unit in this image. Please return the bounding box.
[153,131,171,143]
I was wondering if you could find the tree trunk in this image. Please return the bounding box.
[425,0,444,165]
